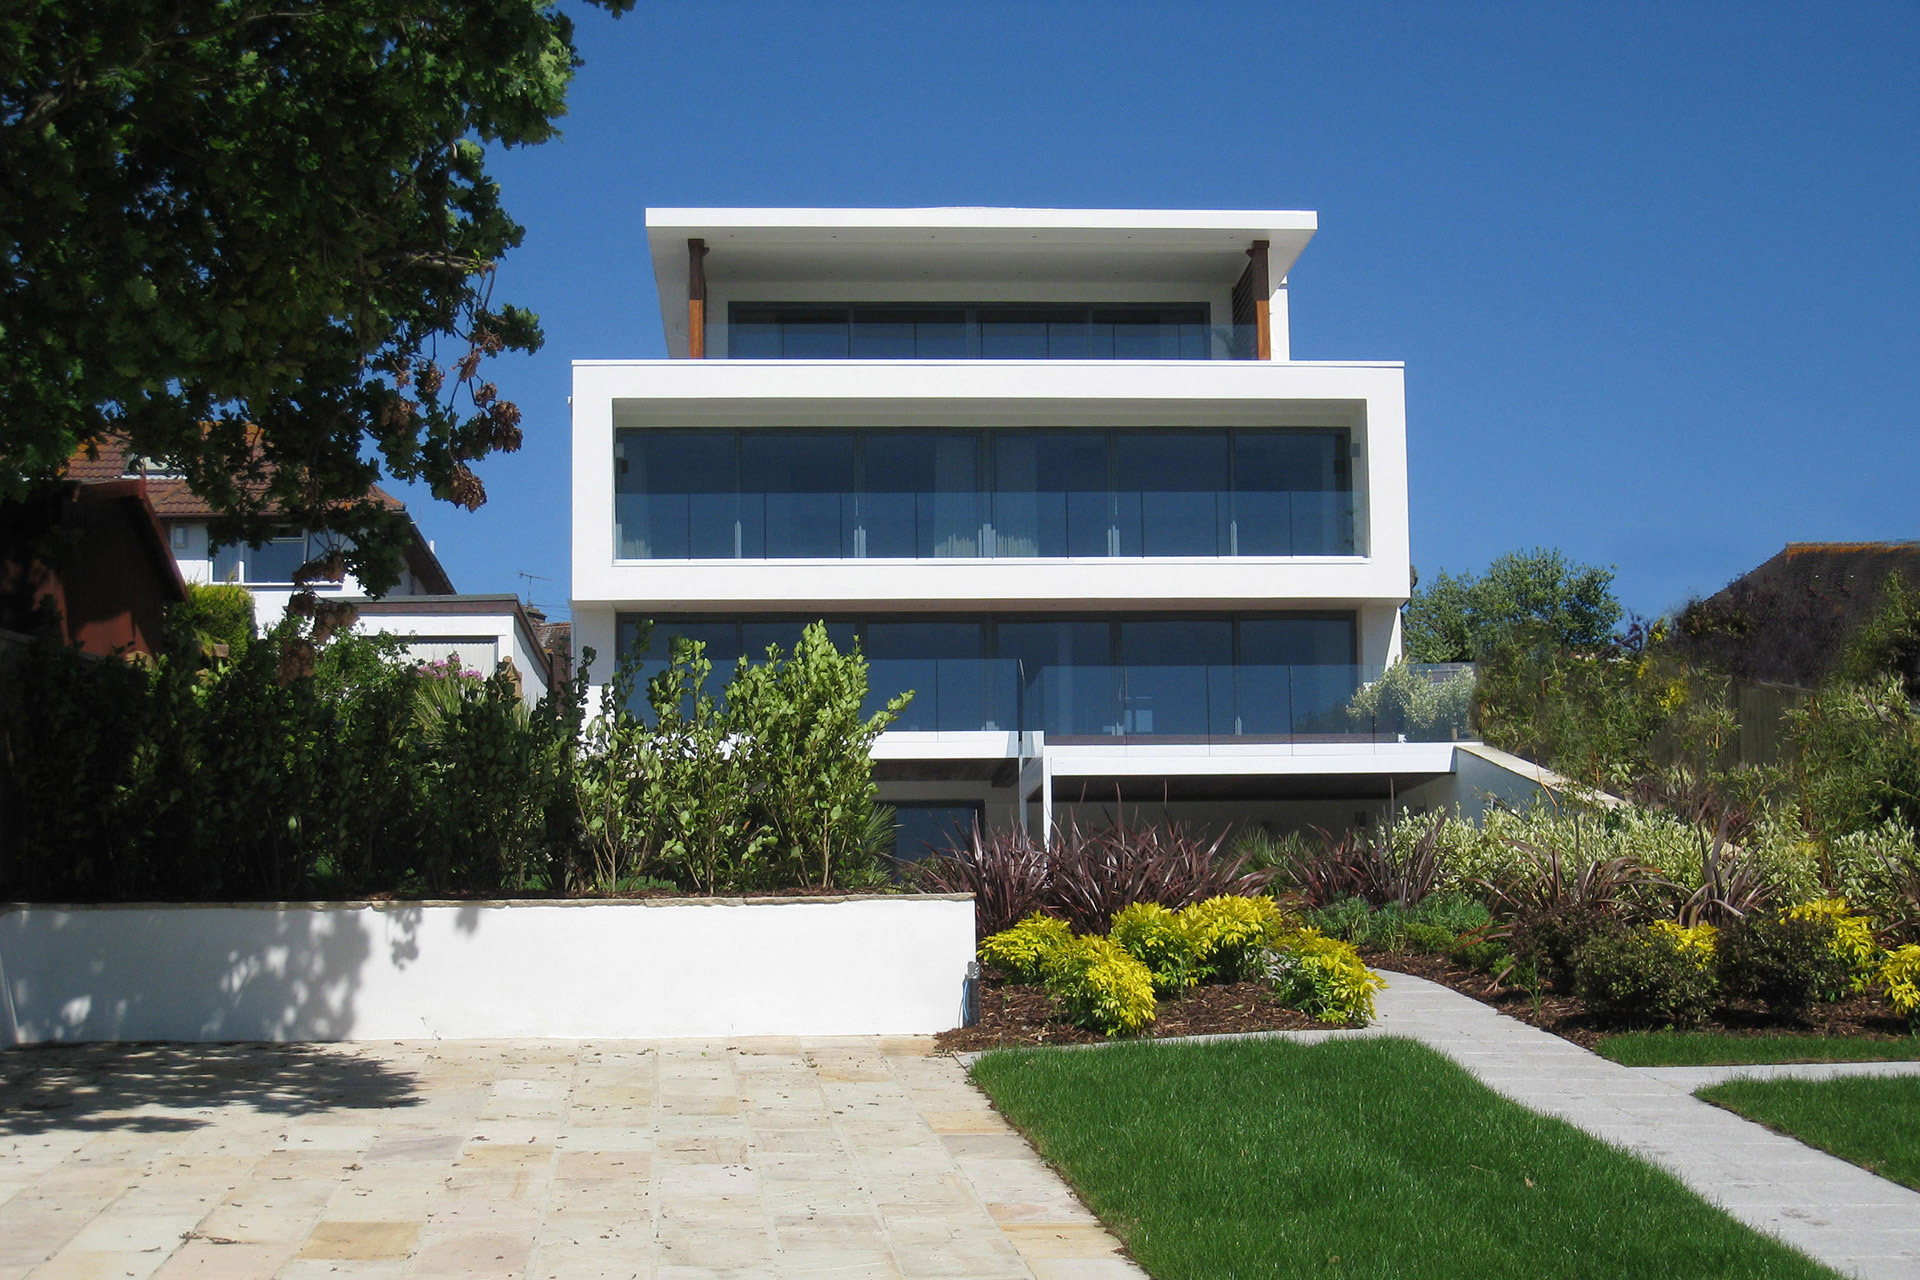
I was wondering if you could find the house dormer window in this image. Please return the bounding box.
[212,529,348,585]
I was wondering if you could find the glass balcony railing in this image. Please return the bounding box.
[615,491,1356,560]
[857,662,1476,742]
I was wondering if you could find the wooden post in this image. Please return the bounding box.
[1247,240,1271,360]
[687,237,709,359]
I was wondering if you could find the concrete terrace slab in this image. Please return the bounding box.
[0,1038,1144,1280]
[1633,1060,1920,1092]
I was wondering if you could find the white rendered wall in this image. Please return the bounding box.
[0,897,976,1043]
[571,359,1410,625]
[348,612,552,696]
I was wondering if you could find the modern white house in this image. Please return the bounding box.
[572,207,1482,855]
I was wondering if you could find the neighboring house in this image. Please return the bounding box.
[1677,541,1920,688]
[572,207,1477,848]
[0,478,188,656]
[65,439,567,700]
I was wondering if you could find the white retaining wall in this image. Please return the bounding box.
[0,895,976,1044]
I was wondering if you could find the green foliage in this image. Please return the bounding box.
[1787,675,1920,840]
[1345,660,1476,739]
[979,913,1074,985]
[1109,902,1202,993]
[1405,548,1622,664]
[1513,904,1619,986]
[1572,924,1719,1028]
[0,615,900,901]
[1179,893,1286,981]
[1301,892,1491,953]
[1880,945,1920,1022]
[1834,574,1920,700]
[1261,927,1385,1023]
[1472,623,1669,790]
[1717,912,1856,1018]
[726,623,909,888]
[1597,1031,1920,1068]
[1,0,629,591]
[167,583,255,659]
[1042,935,1158,1036]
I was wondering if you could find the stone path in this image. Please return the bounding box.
[0,1037,1143,1280]
[1372,972,1920,1280]
[1633,1059,1920,1092]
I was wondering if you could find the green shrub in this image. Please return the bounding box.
[167,582,255,658]
[1110,902,1202,993]
[1510,904,1617,985]
[1261,928,1385,1023]
[1572,925,1718,1027]
[979,913,1074,984]
[1401,922,1460,955]
[1180,894,1286,981]
[1043,935,1157,1036]
[1718,912,1855,1017]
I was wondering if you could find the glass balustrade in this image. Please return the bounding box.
[840,662,1473,741]
[727,304,1251,360]
[615,491,1357,560]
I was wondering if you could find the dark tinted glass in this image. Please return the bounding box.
[862,434,981,557]
[864,621,989,732]
[1094,307,1208,359]
[615,431,735,559]
[889,803,982,864]
[738,435,856,557]
[1119,619,1233,736]
[741,620,859,660]
[991,433,1110,556]
[978,308,1083,358]
[1114,432,1228,556]
[774,307,849,358]
[997,619,1117,735]
[851,308,967,358]
[1237,616,1355,666]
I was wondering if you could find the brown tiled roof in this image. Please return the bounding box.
[67,434,454,595]
[69,435,409,518]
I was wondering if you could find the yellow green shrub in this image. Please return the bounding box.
[1879,944,1920,1021]
[1649,919,1718,968]
[979,912,1073,983]
[1785,898,1881,992]
[1263,927,1386,1024]
[1180,894,1287,981]
[1110,902,1201,993]
[1044,935,1157,1036]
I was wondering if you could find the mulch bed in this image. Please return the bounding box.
[936,978,1355,1053]
[1364,949,1916,1050]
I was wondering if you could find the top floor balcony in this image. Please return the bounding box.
[645,208,1317,361]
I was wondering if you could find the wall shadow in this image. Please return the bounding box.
[0,1039,421,1135]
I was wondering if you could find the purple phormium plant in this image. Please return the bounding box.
[911,811,1276,937]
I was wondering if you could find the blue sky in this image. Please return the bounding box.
[393,1,1918,623]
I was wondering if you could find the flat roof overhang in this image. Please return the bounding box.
[646,208,1318,358]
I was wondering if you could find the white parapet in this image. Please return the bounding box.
[0,895,976,1044]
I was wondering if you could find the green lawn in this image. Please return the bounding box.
[1699,1075,1920,1191]
[1595,1031,1920,1068]
[970,1037,1834,1280]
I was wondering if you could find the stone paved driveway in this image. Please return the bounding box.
[0,1038,1142,1280]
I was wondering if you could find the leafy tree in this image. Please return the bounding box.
[1,0,629,592]
[1834,575,1920,701]
[1405,548,1622,662]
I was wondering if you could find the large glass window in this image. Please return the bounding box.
[617,612,1360,738]
[615,431,736,559]
[731,303,1212,360]
[990,433,1110,557]
[613,427,1355,561]
[862,433,981,557]
[211,530,344,585]
[1114,432,1229,557]
[738,434,856,558]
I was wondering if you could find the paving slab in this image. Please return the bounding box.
[0,1039,1143,1280]
[1634,1059,1920,1091]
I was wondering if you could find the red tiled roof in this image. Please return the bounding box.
[69,436,409,518]
[67,435,455,595]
